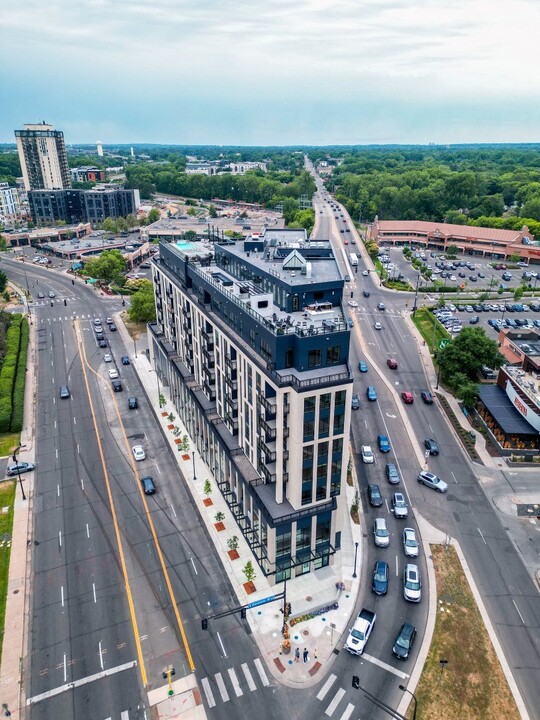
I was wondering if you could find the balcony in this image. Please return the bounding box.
[225,374,238,391]
[225,395,238,413]
[201,327,213,342]
[260,464,276,484]
[183,319,192,333]
[182,305,190,316]
[225,355,237,371]
[202,345,215,362]
[262,397,277,416]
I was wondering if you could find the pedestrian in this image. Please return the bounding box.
[303,648,309,663]
[295,647,300,662]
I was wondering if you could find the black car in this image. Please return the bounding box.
[392,623,417,660]
[112,379,122,392]
[372,561,389,596]
[421,390,434,404]
[141,476,156,495]
[469,275,477,282]
[363,290,370,297]
[96,332,104,341]
[424,438,440,455]
[59,385,70,399]
[121,356,130,365]
[469,315,480,324]
[98,339,108,348]
[109,324,117,331]
[128,396,138,409]
[368,483,383,507]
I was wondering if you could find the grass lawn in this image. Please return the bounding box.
[412,307,450,353]
[0,433,20,459]
[0,479,16,665]
[410,545,520,720]
[122,314,147,340]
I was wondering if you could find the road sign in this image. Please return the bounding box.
[438,339,450,350]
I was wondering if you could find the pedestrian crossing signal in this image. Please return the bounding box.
[201,618,208,631]
[241,608,247,619]
[352,675,360,690]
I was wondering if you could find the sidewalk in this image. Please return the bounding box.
[116,316,364,691]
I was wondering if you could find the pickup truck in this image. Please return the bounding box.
[344,608,376,655]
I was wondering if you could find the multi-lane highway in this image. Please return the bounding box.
[3,258,288,720]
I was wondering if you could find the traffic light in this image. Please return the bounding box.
[201,618,208,631]
[352,676,360,690]
[287,602,292,616]
[240,608,247,620]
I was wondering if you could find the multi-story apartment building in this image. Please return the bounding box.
[0,182,21,225]
[15,122,71,191]
[229,161,268,175]
[70,166,107,183]
[150,228,353,585]
[27,187,140,225]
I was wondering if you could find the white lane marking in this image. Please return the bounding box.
[253,658,270,687]
[513,599,525,624]
[477,528,487,544]
[317,674,337,700]
[362,653,409,679]
[80,477,84,490]
[93,583,97,603]
[451,471,457,484]
[216,631,227,657]
[86,523,90,538]
[54,420,57,429]
[214,672,230,702]
[190,557,198,575]
[63,653,67,682]
[58,531,62,548]
[385,498,390,514]
[395,555,399,577]
[339,703,355,720]
[228,667,243,697]
[241,663,256,692]
[99,641,104,670]
[56,448,58,459]
[57,484,60,497]
[201,677,216,708]
[73,417,76,425]
[428,423,433,433]
[27,661,137,705]
[121,713,129,720]
[155,465,161,475]
[61,586,64,607]
[170,504,176,518]
[325,688,345,716]
[77,444,80,454]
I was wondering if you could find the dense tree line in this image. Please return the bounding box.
[0,152,21,185]
[310,146,540,235]
[124,162,316,205]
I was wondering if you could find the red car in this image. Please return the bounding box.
[401,391,414,404]
[387,358,398,369]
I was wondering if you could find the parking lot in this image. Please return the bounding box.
[432,300,540,339]
[381,246,540,293]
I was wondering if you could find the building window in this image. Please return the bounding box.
[303,445,314,462]
[316,512,331,546]
[303,419,315,442]
[301,480,312,505]
[332,438,343,455]
[276,525,292,557]
[316,474,327,501]
[320,393,331,410]
[302,466,313,483]
[335,390,346,407]
[285,348,294,368]
[304,396,316,413]
[333,414,344,434]
[296,517,311,551]
[308,349,322,368]
[326,346,340,364]
[319,417,330,438]
[318,441,328,458]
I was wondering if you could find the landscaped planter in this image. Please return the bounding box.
[203,498,213,507]
[243,581,256,595]
[167,424,174,430]
[174,438,182,445]
[182,453,190,460]
[227,549,239,560]
[214,521,225,532]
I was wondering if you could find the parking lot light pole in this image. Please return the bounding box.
[13,445,26,501]
[352,541,359,578]
[398,685,418,720]
[412,274,421,317]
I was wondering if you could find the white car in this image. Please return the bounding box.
[374,518,390,548]
[348,300,358,308]
[132,445,146,461]
[108,368,119,380]
[103,353,113,363]
[362,270,369,276]
[417,470,448,492]
[402,528,419,558]
[374,322,382,330]
[361,445,374,464]
[403,564,422,603]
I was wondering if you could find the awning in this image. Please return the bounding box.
[479,385,539,435]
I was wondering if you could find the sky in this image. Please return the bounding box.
[2,0,540,145]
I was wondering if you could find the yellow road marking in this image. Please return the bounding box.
[75,322,147,686]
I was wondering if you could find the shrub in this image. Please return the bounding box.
[0,396,11,432]
[11,318,29,431]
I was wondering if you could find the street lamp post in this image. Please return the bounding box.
[352,541,359,578]
[412,274,421,317]
[13,446,26,501]
[398,685,418,720]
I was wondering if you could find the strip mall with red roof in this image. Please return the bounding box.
[369,219,540,264]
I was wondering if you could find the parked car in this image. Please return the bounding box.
[6,461,36,477]
[361,445,374,464]
[367,483,383,507]
[372,561,389,595]
[378,434,391,453]
[403,564,422,603]
[402,528,419,558]
[424,438,440,455]
[374,518,390,548]
[417,470,448,492]
[392,623,417,660]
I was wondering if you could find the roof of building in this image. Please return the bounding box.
[479,384,538,435]
[375,220,526,243]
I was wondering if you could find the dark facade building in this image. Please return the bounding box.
[28,187,140,225]
[150,228,353,585]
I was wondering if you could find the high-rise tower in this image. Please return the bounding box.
[15,122,71,191]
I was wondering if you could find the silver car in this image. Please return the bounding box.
[392,492,408,519]
[402,528,419,558]
[417,470,448,493]
[374,518,390,548]
[403,564,422,602]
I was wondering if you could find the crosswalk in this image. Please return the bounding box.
[104,712,131,720]
[200,657,270,709]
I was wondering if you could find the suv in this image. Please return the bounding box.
[128,397,138,409]
[403,564,422,602]
[377,434,391,453]
[385,462,400,484]
[373,518,390,548]
[392,623,417,660]
[387,358,398,369]
[366,386,377,402]
[402,528,419,558]
[417,470,448,492]
[112,379,123,392]
[351,394,361,410]
[421,390,433,404]
[391,492,408,519]
[367,484,383,507]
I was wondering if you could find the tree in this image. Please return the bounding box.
[513,286,524,302]
[209,204,217,218]
[438,327,503,386]
[147,208,160,224]
[0,270,7,293]
[446,245,459,257]
[128,280,156,323]
[187,207,196,217]
[242,560,256,583]
[126,213,138,228]
[457,379,480,409]
[84,249,126,282]
[0,236,7,252]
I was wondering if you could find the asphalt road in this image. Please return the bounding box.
[307,178,540,720]
[3,258,289,720]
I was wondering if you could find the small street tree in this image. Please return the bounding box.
[242,561,256,583]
